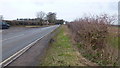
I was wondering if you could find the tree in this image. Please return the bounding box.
[47,12,56,23]
[36,11,45,19]
[36,11,45,25]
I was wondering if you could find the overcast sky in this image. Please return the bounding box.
[0,0,119,21]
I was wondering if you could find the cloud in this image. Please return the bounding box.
[0,0,119,21]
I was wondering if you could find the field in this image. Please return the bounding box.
[107,26,120,48]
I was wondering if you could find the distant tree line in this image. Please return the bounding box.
[3,11,65,26]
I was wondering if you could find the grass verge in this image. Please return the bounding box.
[40,25,83,66]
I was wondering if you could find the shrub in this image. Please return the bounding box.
[67,14,118,66]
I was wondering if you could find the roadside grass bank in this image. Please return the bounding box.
[40,25,84,66]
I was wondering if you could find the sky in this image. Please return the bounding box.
[0,0,119,21]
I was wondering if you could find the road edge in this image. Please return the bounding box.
[0,25,60,67]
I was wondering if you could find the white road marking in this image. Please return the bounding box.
[0,25,59,67]
[2,34,25,42]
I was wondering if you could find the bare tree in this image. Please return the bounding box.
[36,11,46,25]
[36,11,45,19]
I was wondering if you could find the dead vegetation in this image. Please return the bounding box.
[67,14,119,66]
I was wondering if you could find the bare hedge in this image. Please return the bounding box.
[67,14,118,66]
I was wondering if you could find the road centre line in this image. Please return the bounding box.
[2,34,25,42]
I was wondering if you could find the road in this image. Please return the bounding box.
[0,25,59,62]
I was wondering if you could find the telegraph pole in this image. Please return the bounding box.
[0,15,3,22]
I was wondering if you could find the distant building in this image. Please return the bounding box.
[43,20,49,25]
[63,22,66,24]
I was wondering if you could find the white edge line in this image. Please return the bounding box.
[0,25,59,67]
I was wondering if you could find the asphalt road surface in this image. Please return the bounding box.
[0,25,59,62]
